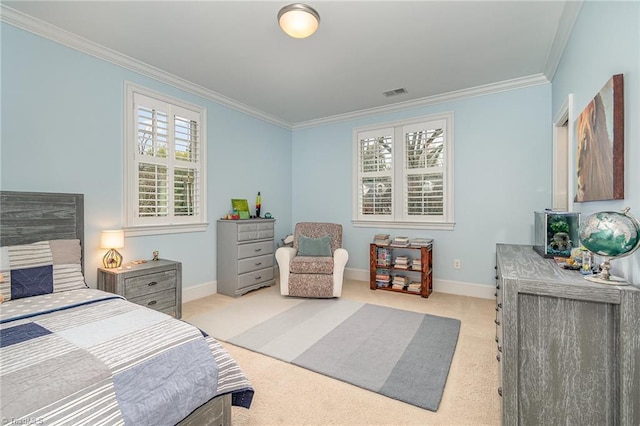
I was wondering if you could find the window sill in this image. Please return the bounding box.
[124,222,209,237]
[352,220,455,231]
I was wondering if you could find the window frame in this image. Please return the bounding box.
[352,113,455,230]
[124,81,208,236]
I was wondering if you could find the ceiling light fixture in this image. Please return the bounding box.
[278,3,320,39]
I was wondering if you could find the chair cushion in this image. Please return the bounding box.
[290,256,334,274]
[298,235,332,257]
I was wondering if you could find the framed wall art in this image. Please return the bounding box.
[575,74,624,202]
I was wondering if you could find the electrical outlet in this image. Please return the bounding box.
[453,259,461,269]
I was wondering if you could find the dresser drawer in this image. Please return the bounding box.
[238,254,274,275]
[128,288,176,312]
[237,222,274,241]
[124,270,177,299]
[238,241,273,259]
[238,267,274,290]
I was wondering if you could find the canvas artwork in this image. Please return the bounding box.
[575,74,624,202]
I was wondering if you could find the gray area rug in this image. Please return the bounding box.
[188,293,460,411]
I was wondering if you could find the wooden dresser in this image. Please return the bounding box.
[97,259,182,318]
[217,219,276,297]
[495,244,640,425]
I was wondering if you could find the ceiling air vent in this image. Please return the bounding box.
[382,88,407,97]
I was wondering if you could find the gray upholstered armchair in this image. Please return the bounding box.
[276,222,348,298]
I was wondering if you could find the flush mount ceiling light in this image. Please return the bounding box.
[278,3,320,39]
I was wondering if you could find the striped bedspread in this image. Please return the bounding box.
[0,289,253,425]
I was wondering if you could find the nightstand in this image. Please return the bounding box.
[97,259,182,318]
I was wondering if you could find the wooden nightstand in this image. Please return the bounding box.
[97,259,182,318]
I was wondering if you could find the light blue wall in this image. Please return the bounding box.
[552,1,640,283]
[1,23,292,289]
[291,84,553,288]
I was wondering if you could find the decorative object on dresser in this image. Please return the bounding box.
[495,243,640,425]
[217,218,276,297]
[276,222,348,298]
[578,208,640,284]
[370,240,432,298]
[97,259,182,318]
[100,229,125,268]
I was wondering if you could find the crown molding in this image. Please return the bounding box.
[292,74,550,130]
[0,5,292,130]
[543,0,583,81]
[2,4,553,132]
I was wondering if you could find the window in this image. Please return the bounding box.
[352,113,454,230]
[124,82,207,236]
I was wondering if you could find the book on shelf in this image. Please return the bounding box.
[411,259,422,270]
[373,234,391,246]
[410,238,433,247]
[390,236,410,247]
[375,247,392,266]
[394,256,410,268]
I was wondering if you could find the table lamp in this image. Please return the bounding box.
[100,230,124,268]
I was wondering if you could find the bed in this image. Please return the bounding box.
[0,191,253,425]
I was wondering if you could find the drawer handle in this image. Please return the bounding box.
[148,281,158,286]
[255,262,262,266]
[496,353,501,362]
[495,307,499,312]
[498,345,502,352]
[497,302,502,308]
[495,319,501,326]
[148,300,157,306]
[494,292,498,298]
[498,387,502,397]
[255,276,262,280]
[496,284,501,290]
[495,336,499,343]
[495,275,499,280]
[254,248,262,252]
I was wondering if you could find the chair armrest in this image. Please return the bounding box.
[332,248,349,297]
[276,247,297,295]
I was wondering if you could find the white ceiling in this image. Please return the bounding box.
[2,1,578,127]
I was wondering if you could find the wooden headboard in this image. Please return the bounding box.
[0,191,85,270]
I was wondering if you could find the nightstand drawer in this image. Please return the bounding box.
[238,267,274,290]
[129,289,176,312]
[125,270,177,299]
[238,241,273,259]
[238,254,274,274]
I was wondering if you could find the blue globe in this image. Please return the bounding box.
[579,210,640,258]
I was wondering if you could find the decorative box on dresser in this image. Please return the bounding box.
[217,218,276,297]
[495,244,640,426]
[97,259,182,319]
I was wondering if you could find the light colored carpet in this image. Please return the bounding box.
[183,279,501,425]
[188,296,460,411]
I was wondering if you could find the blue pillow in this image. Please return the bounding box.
[298,235,332,257]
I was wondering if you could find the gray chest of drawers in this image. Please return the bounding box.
[217,219,276,297]
[495,244,640,426]
[97,259,182,318]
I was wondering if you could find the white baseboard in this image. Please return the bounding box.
[345,268,495,300]
[183,281,217,303]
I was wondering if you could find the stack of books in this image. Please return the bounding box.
[410,237,433,247]
[411,259,422,270]
[390,236,410,247]
[392,275,408,290]
[376,247,392,266]
[407,282,422,293]
[373,234,391,246]
[375,268,390,288]
[394,256,410,269]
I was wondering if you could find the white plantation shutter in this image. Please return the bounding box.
[403,120,446,219]
[357,128,394,219]
[125,83,207,235]
[353,113,454,229]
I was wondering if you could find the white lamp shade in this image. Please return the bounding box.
[100,230,124,249]
[278,4,320,38]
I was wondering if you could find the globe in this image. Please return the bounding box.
[579,208,640,284]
